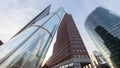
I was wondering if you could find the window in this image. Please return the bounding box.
[69,63,74,67]
[85,55,88,58]
[59,67,62,68]
[73,50,75,52]
[75,45,77,47]
[76,50,79,52]
[79,50,81,52]
[81,55,84,58]
[74,55,76,58]
[78,55,80,58]
[83,50,86,52]
[61,66,64,68]
[65,64,68,68]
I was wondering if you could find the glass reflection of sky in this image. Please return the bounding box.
[0,8,65,68]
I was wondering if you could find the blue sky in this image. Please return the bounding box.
[0,0,120,62]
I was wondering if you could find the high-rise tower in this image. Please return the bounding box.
[0,7,65,68]
[46,13,92,68]
[85,7,120,68]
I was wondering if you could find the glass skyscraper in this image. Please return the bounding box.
[85,7,120,68]
[0,8,65,68]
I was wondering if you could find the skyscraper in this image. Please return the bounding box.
[0,7,65,68]
[46,13,92,68]
[13,5,51,37]
[85,7,120,68]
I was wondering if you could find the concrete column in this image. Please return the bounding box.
[85,65,88,68]
[83,66,86,68]
[87,64,91,68]
[89,64,93,68]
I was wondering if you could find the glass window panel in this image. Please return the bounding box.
[69,63,73,67]
[0,27,38,62]
[34,13,54,26]
[56,8,65,19]
[42,14,59,34]
[0,28,44,67]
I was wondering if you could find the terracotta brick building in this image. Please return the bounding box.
[46,13,92,68]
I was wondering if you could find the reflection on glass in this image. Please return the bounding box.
[95,26,120,67]
[85,7,120,68]
[0,8,65,68]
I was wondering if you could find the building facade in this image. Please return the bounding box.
[46,13,92,68]
[85,7,120,68]
[90,51,109,68]
[0,8,65,68]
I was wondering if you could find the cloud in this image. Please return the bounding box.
[0,14,20,42]
[0,0,47,42]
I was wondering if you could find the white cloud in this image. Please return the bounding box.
[0,0,48,42]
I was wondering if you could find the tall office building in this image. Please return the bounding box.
[90,51,109,68]
[85,7,120,68]
[0,7,65,68]
[46,13,92,68]
[13,5,51,37]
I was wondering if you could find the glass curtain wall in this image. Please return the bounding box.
[0,8,65,68]
[85,7,120,68]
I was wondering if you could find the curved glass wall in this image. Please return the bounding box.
[0,8,65,68]
[85,7,120,68]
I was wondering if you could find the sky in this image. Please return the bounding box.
[0,0,120,64]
